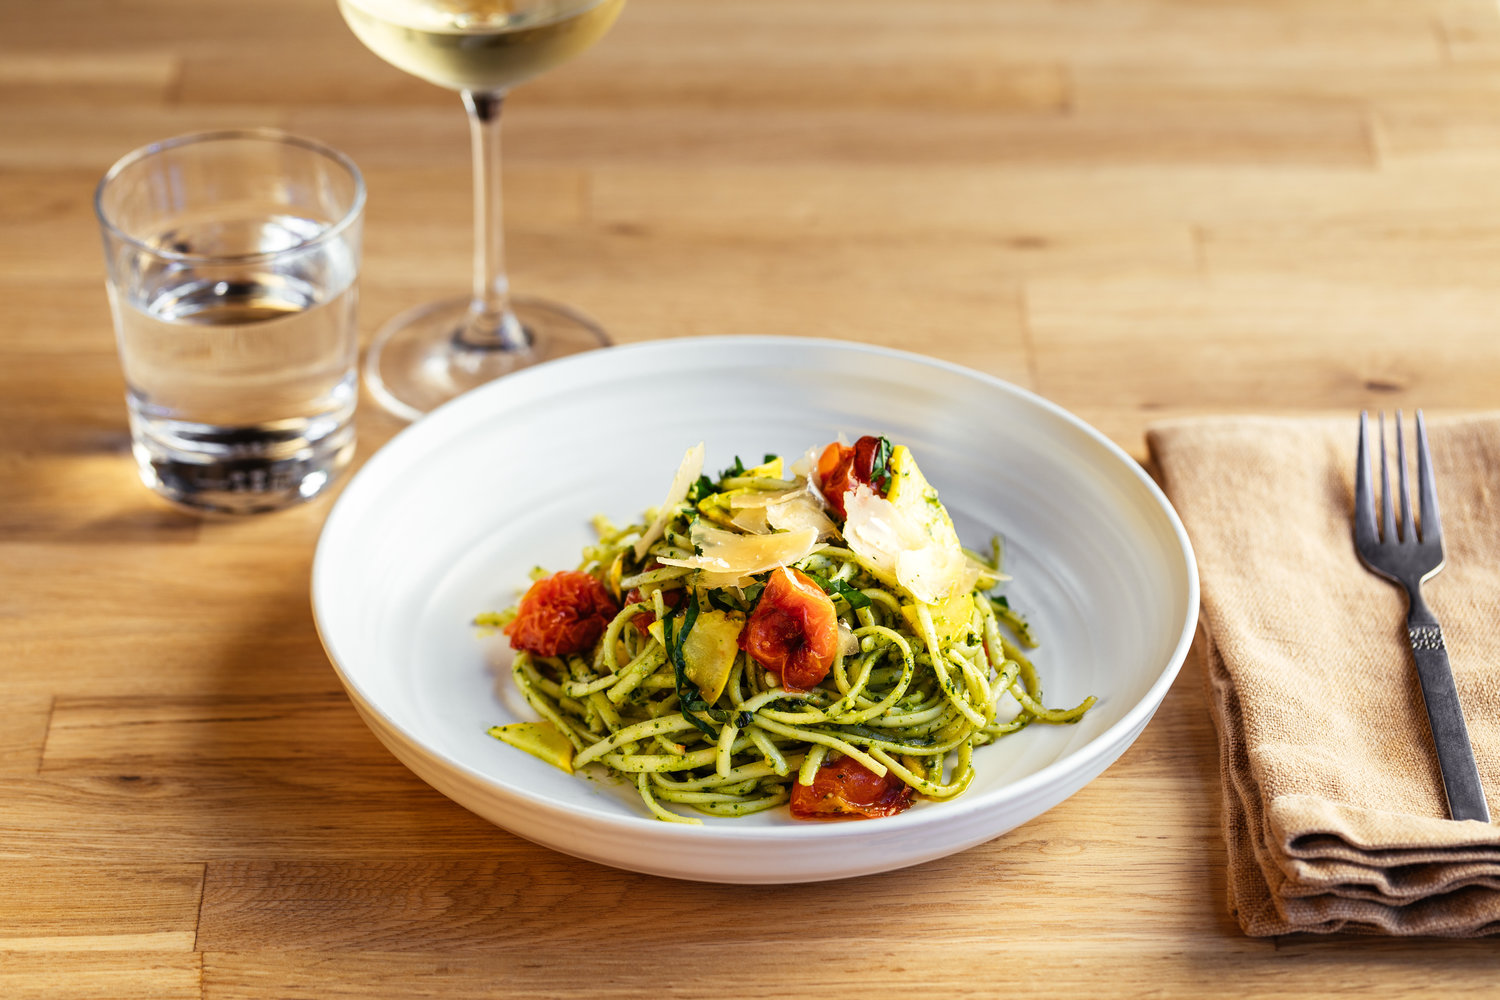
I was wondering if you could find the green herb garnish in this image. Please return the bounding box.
[807,572,871,609]
[868,436,894,494]
[686,474,715,503]
[706,588,742,613]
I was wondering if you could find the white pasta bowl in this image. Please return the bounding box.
[312,336,1198,883]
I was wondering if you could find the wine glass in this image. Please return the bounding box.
[337,0,625,420]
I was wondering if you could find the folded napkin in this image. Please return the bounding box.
[1148,414,1500,937]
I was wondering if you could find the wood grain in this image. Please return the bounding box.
[0,699,52,777]
[9,0,1500,996]
[0,862,203,948]
[0,954,202,1000]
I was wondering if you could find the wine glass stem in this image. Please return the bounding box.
[459,90,529,352]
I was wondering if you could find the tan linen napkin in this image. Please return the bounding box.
[1147,414,1500,937]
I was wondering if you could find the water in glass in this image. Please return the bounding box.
[111,219,358,511]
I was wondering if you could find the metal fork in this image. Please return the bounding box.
[1355,410,1489,822]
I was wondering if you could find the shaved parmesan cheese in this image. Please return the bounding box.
[724,479,839,541]
[842,484,979,605]
[657,520,819,583]
[633,443,705,561]
[766,493,838,540]
[838,623,860,658]
[966,550,1007,588]
[728,506,771,534]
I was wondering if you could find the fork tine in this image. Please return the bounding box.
[1416,409,1443,548]
[1355,411,1378,548]
[1396,410,1412,543]
[1379,411,1396,544]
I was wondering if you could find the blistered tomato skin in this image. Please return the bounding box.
[503,570,619,657]
[817,442,855,519]
[817,436,885,520]
[740,566,839,690]
[790,756,915,819]
[852,435,882,485]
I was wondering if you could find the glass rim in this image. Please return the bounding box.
[94,127,367,266]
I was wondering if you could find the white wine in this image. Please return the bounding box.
[333,0,617,418]
[338,0,625,93]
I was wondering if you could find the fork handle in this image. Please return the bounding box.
[1406,603,1491,823]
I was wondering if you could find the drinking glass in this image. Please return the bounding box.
[96,129,365,514]
[337,0,625,420]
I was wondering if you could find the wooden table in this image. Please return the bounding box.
[6,1,1500,995]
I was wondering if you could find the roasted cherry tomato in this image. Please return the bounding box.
[817,442,855,518]
[622,586,684,636]
[504,570,619,657]
[740,566,839,690]
[816,435,887,520]
[790,755,914,819]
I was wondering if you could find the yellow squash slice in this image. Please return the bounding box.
[488,721,575,773]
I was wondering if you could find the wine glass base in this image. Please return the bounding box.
[363,294,609,421]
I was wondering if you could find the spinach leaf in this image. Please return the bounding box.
[706,588,742,613]
[807,572,871,610]
[868,436,894,494]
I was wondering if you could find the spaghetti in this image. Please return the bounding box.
[484,437,1095,824]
